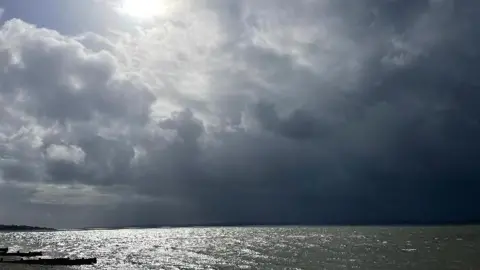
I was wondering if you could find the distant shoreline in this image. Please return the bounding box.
[3,222,480,232]
[0,225,56,232]
[78,221,480,231]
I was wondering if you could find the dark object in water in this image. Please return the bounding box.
[0,248,7,254]
[0,251,43,257]
[0,257,97,266]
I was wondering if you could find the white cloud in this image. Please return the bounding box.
[46,144,86,164]
[0,19,154,124]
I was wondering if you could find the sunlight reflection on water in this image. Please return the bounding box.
[1,226,480,269]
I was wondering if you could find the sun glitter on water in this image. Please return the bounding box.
[119,0,168,20]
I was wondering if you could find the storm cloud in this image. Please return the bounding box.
[0,0,479,228]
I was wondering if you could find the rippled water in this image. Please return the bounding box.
[1,226,479,269]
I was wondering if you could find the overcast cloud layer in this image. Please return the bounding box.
[1,0,479,228]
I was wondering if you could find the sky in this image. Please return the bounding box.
[0,0,479,228]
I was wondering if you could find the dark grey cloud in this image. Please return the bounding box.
[253,102,331,140]
[1,0,480,227]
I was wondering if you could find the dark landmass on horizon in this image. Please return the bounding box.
[80,219,480,230]
[0,224,56,232]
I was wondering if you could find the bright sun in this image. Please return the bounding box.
[119,0,166,20]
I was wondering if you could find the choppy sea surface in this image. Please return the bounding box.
[1,226,479,269]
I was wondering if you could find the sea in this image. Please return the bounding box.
[1,226,479,269]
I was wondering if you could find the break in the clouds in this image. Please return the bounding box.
[0,0,479,228]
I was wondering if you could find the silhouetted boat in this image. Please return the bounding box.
[0,257,97,266]
[0,248,7,254]
[0,251,43,257]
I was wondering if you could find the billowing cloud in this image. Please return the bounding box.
[1,0,479,227]
[46,144,85,164]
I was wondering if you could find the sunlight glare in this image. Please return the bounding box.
[119,0,167,20]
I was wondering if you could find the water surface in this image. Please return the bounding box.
[1,226,479,269]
